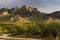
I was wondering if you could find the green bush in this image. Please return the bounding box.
[0,22,60,38]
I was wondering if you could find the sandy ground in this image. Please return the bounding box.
[0,36,42,40]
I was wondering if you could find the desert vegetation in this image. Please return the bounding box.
[0,22,60,40]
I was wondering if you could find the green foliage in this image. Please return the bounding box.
[0,26,8,34]
[0,22,60,38]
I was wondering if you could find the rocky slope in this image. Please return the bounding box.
[0,5,60,23]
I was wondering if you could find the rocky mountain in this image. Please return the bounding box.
[20,5,49,22]
[9,6,20,15]
[0,5,60,23]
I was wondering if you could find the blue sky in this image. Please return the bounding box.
[0,0,60,13]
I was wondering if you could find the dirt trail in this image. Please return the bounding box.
[0,36,41,40]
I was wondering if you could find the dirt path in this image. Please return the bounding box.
[0,36,42,40]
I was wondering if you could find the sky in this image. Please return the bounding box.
[0,0,60,13]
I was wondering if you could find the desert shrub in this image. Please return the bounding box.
[0,26,8,34]
[0,22,60,38]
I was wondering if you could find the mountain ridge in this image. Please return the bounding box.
[0,5,60,23]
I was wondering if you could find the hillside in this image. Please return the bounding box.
[0,5,60,23]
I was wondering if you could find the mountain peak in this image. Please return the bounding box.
[0,7,8,12]
[14,6,19,11]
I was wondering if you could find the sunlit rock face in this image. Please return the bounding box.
[28,7,33,12]
[25,5,29,10]
[3,12,8,15]
[20,5,29,10]
[0,7,9,15]
[20,5,39,17]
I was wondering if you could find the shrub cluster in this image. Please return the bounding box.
[0,22,60,38]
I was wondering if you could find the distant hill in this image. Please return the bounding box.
[0,5,60,23]
[48,11,60,19]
